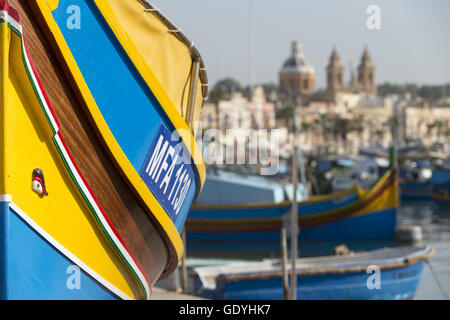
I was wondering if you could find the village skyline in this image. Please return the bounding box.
[151,0,450,88]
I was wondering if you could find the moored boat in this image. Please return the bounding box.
[186,166,399,255]
[360,146,439,200]
[431,163,450,205]
[398,155,433,200]
[311,156,380,195]
[191,246,434,300]
[400,183,432,200]
[1,0,206,299]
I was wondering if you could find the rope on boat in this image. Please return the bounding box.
[216,248,436,282]
[200,76,209,98]
[426,259,449,300]
[138,0,209,99]
[187,40,194,53]
[143,8,159,12]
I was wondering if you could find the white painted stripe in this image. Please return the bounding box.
[3,199,131,300]
[21,38,60,132]
[0,194,12,202]
[0,10,22,33]
[0,10,150,299]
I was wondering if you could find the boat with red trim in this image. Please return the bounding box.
[186,163,399,256]
[0,0,206,299]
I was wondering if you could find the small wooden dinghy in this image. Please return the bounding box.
[192,246,434,300]
[0,0,206,299]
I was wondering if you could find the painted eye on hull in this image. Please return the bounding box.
[32,168,48,197]
[32,179,43,195]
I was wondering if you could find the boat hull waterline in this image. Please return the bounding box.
[187,170,399,253]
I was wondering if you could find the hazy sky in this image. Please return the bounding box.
[150,0,450,89]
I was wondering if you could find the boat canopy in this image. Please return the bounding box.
[108,0,208,132]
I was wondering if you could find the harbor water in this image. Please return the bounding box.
[158,199,450,300]
[399,200,449,299]
[296,199,450,299]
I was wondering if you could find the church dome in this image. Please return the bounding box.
[280,41,315,75]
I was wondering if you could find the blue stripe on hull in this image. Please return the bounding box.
[432,169,450,186]
[0,202,117,300]
[431,170,450,206]
[300,193,359,215]
[0,202,8,299]
[299,208,397,241]
[401,184,431,200]
[189,194,360,220]
[201,262,425,300]
[187,208,397,252]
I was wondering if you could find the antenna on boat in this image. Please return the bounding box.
[249,0,255,96]
[290,136,298,300]
[294,106,308,200]
[289,97,310,300]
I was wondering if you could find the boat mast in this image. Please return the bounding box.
[248,0,255,96]
[290,136,298,300]
[290,96,309,300]
[294,105,308,199]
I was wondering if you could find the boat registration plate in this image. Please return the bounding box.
[140,125,194,223]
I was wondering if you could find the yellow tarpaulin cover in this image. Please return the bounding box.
[107,0,206,129]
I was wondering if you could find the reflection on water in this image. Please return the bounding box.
[399,200,450,243]
[300,200,450,257]
[398,200,450,299]
[297,200,450,248]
